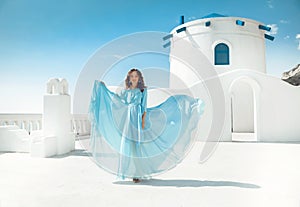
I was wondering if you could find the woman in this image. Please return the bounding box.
[118,68,147,183]
[88,68,205,183]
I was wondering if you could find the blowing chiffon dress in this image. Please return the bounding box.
[88,80,205,180]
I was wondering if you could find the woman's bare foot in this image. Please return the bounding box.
[133,178,141,183]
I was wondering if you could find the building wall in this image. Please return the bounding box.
[148,69,300,142]
[165,16,300,142]
[216,70,300,142]
[169,17,267,84]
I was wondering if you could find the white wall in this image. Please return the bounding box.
[214,70,300,142]
[166,16,300,142]
[113,70,300,142]
[169,17,267,77]
[258,76,300,141]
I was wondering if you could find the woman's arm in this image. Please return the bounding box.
[142,112,146,129]
[141,88,147,129]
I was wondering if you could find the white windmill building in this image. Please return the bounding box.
[163,13,300,142]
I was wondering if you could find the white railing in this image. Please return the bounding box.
[72,114,91,136]
[0,114,42,134]
[0,113,91,136]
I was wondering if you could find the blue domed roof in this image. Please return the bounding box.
[200,13,227,19]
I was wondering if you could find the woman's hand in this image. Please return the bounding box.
[97,80,106,86]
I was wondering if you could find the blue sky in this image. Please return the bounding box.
[0,0,299,113]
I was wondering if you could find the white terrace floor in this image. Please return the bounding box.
[1,138,300,207]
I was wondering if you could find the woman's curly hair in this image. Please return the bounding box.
[125,68,147,92]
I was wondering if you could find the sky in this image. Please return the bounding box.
[0,0,299,113]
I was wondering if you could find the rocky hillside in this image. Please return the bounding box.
[282,64,300,86]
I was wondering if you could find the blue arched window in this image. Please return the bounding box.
[214,43,229,65]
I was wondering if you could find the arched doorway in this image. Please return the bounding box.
[229,77,260,141]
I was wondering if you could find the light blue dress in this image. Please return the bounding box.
[88,80,205,179]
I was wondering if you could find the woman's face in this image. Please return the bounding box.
[129,71,139,85]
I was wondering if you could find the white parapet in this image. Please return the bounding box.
[30,130,57,157]
[46,78,69,95]
[44,78,75,155]
[0,125,31,152]
[30,78,75,157]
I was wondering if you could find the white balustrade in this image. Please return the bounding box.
[0,113,91,137]
[0,114,42,134]
[71,114,91,136]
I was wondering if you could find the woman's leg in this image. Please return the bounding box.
[132,142,143,183]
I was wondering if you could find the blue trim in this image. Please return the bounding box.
[163,34,173,41]
[205,21,211,27]
[236,20,245,26]
[201,13,227,19]
[176,27,186,33]
[258,25,271,31]
[180,15,184,24]
[163,41,171,48]
[264,34,275,41]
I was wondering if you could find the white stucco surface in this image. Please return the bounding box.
[0,139,300,207]
[166,16,300,142]
[40,78,75,157]
[0,126,30,152]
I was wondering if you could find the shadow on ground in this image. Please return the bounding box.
[114,179,260,188]
[49,149,91,158]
